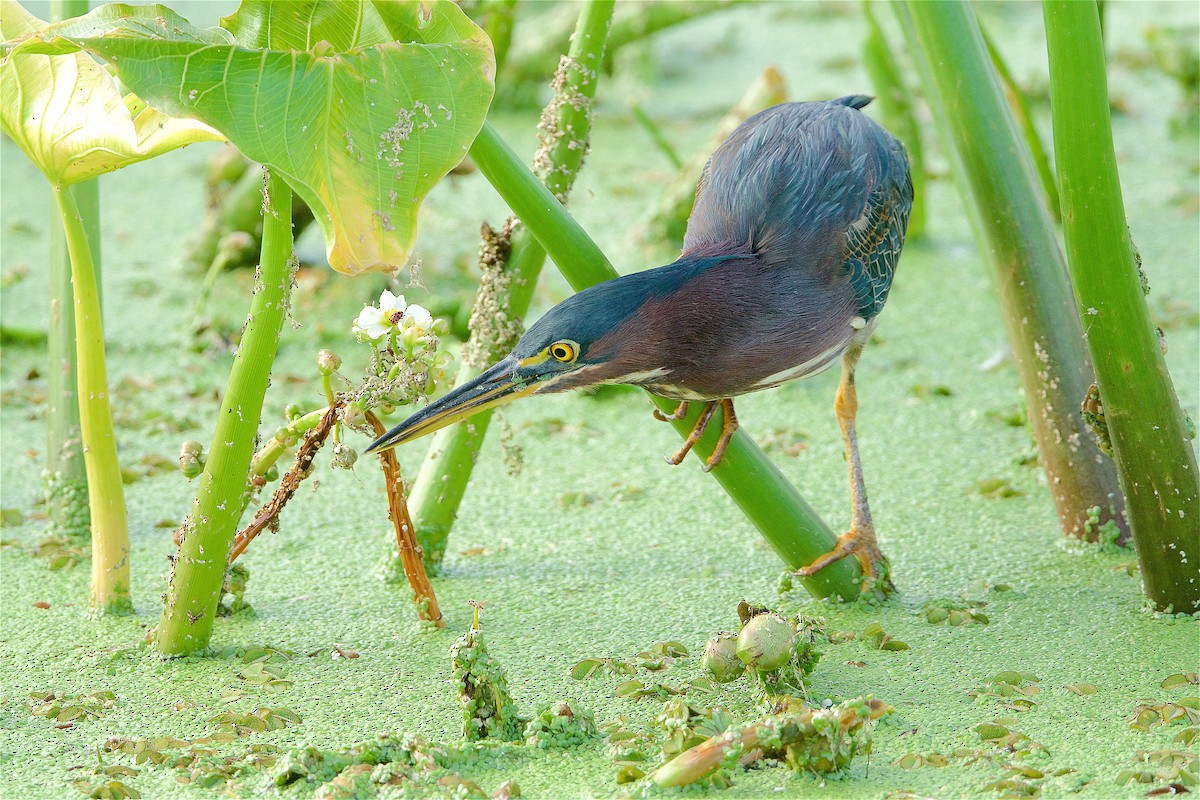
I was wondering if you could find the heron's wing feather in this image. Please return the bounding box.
[684,100,912,319]
[842,137,913,318]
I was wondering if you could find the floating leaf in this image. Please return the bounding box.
[976,478,1023,498]
[9,1,495,274]
[1065,683,1099,696]
[570,659,604,681]
[1163,674,1200,690]
[975,722,1010,741]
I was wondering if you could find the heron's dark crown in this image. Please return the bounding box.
[512,253,745,365]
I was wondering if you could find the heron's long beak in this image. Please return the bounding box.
[364,355,544,454]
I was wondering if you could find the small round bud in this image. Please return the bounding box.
[701,632,745,683]
[432,318,450,336]
[178,440,205,479]
[284,403,302,420]
[401,326,423,351]
[330,442,358,469]
[317,349,342,376]
[342,401,366,427]
[264,464,280,482]
[736,612,796,671]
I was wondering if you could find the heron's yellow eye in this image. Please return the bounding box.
[549,341,578,363]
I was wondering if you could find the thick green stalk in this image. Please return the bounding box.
[980,24,1061,222]
[903,1,1127,543]
[53,186,131,615]
[156,170,294,655]
[1044,0,1199,612]
[861,3,925,239]
[469,123,862,601]
[43,0,93,540]
[407,0,614,567]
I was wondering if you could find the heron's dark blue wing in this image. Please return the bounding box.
[683,97,913,320]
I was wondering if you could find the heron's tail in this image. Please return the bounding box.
[833,94,873,110]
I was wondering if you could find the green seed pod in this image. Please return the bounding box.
[701,632,745,683]
[736,612,796,671]
[330,442,358,470]
[317,349,342,376]
[178,440,205,479]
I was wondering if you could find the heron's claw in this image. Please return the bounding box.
[794,525,892,596]
[660,399,738,471]
[653,400,690,422]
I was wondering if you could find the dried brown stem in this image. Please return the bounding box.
[228,403,341,563]
[367,412,444,628]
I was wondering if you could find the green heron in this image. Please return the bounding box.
[367,96,912,590]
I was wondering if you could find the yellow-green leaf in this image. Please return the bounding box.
[10,1,495,275]
[0,0,221,186]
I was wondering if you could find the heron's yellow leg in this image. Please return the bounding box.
[794,343,893,594]
[702,399,739,472]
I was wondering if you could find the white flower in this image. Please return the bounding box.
[352,290,407,341]
[399,303,433,333]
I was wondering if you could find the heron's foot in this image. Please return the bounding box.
[700,398,738,473]
[794,525,893,596]
[653,400,690,422]
[665,401,718,466]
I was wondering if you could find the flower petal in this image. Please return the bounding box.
[378,290,406,315]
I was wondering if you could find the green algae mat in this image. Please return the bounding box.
[2,2,1198,798]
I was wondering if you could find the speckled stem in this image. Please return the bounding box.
[902,1,1128,544]
[44,0,94,540]
[1044,0,1199,612]
[406,0,615,568]
[53,185,131,615]
[368,413,444,627]
[156,170,294,656]
[469,124,864,602]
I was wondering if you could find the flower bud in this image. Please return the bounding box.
[701,632,745,683]
[317,349,342,376]
[284,402,302,421]
[736,612,796,671]
[432,318,450,336]
[342,401,366,428]
[331,442,358,470]
[178,440,205,479]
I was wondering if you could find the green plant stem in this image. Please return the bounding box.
[861,2,925,239]
[478,0,517,74]
[407,0,615,568]
[980,23,1061,222]
[469,123,862,601]
[249,408,326,478]
[902,0,1127,543]
[1044,0,1200,612]
[503,1,741,89]
[629,100,684,169]
[156,170,294,655]
[43,0,94,540]
[53,186,131,615]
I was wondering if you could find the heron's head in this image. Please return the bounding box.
[363,274,673,454]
